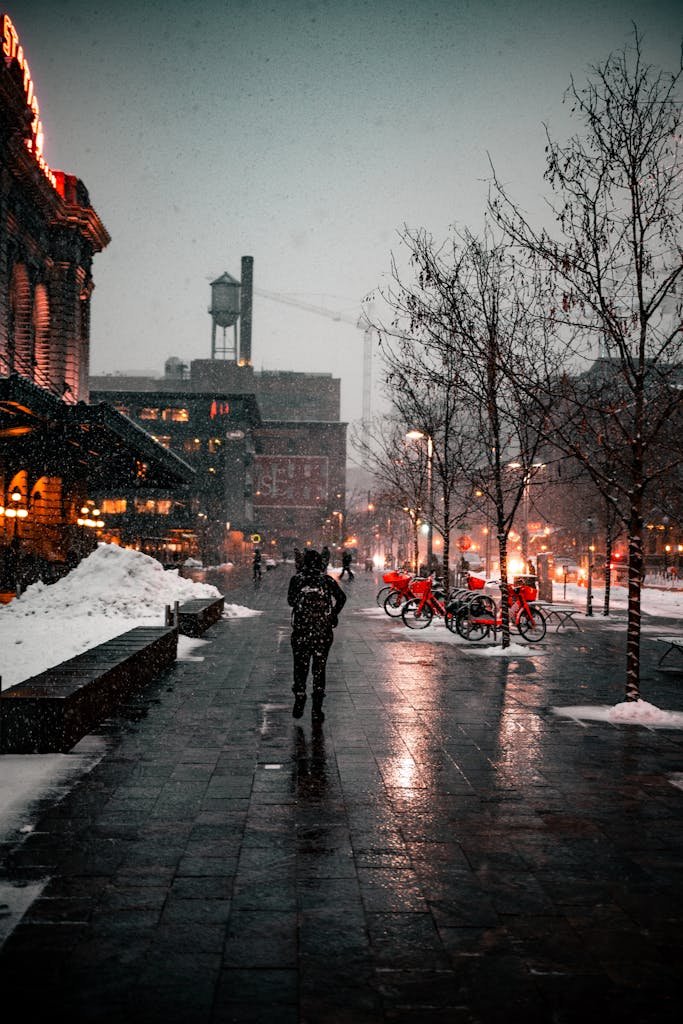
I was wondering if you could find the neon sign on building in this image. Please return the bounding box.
[2,13,57,188]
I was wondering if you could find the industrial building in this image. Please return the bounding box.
[89,257,347,565]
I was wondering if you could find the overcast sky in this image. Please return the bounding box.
[12,0,682,422]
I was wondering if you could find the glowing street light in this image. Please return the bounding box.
[406,430,433,569]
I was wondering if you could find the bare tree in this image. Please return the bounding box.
[377,225,554,646]
[350,416,429,574]
[374,282,482,594]
[491,28,683,697]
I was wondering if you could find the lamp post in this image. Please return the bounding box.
[4,489,28,595]
[406,430,433,571]
[586,517,594,617]
[332,510,344,550]
[508,462,544,568]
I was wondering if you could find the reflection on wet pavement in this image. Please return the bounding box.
[0,566,682,1020]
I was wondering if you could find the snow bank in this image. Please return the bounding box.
[0,543,249,688]
[553,701,683,729]
[9,542,220,620]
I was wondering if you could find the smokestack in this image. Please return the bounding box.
[239,256,253,365]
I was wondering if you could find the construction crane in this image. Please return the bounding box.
[254,288,375,423]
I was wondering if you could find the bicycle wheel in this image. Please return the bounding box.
[466,594,496,616]
[455,606,490,641]
[445,600,461,633]
[376,585,392,607]
[516,608,547,642]
[383,591,407,617]
[401,598,433,629]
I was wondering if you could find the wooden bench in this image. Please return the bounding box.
[0,626,178,754]
[536,603,583,632]
[166,596,225,637]
[655,636,683,667]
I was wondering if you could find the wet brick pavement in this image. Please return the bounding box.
[1,567,682,1022]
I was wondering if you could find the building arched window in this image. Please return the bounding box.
[32,282,51,388]
[9,262,33,378]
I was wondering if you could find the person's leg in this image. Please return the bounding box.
[310,637,333,721]
[291,637,311,717]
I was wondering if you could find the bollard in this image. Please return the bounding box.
[164,604,171,627]
[173,601,179,628]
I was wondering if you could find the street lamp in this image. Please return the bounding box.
[586,517,595,617]
[332,510,344,549]
[3,489,29,594]
[406,430,433,570]
[507,461,545,567]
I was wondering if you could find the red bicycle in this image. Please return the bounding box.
[401,576,454,629]
[454,579,547,642]
[379,571,423,618]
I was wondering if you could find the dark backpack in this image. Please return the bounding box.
[292,576,333,639]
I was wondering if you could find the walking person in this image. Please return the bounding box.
[321,545,330,571]
[339,548,354,581]
[287,549,346,723]
[252,548,262,587]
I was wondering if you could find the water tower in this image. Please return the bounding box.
[208,256,253,365]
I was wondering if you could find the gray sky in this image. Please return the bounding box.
[12,0,682,422]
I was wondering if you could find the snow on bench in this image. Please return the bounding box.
[165,596,225,637]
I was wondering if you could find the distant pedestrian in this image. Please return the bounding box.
[339,549,354,581]
[252,548,262,586]
[288,549,346,723]
[321,545,331,571]
[294,547,304,573]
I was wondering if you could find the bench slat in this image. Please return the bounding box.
[0,626,178,754]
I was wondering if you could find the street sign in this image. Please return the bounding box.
[457,535,472,551]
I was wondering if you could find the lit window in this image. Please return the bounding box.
[162,407,190,422]
[208,438,222,453]
[183,438,202,453]
[139,407,159,420]
[101,498,127,514]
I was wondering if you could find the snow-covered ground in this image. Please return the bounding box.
[0,542,260,689]
[0,543,261,895]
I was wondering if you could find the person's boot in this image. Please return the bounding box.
[292,692,306,719]
[311,691,325,723]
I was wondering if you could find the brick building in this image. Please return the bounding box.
[90,356,347,563]
[0,13,192,596]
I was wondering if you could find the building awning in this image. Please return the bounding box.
[0,374,194,487]
[71,402,195,486]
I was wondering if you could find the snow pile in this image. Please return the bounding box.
[8,542,220,620]
[608,700,683,727]
[0,544,261,689]
[553,701,683,729]
[223,604,262,618]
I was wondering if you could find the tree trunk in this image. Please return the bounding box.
[625,508,643,702]
[497,531,511,649]
[603,525,612,617]
[442,530,450,597]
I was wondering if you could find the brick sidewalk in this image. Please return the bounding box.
[0,566,682,1022]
